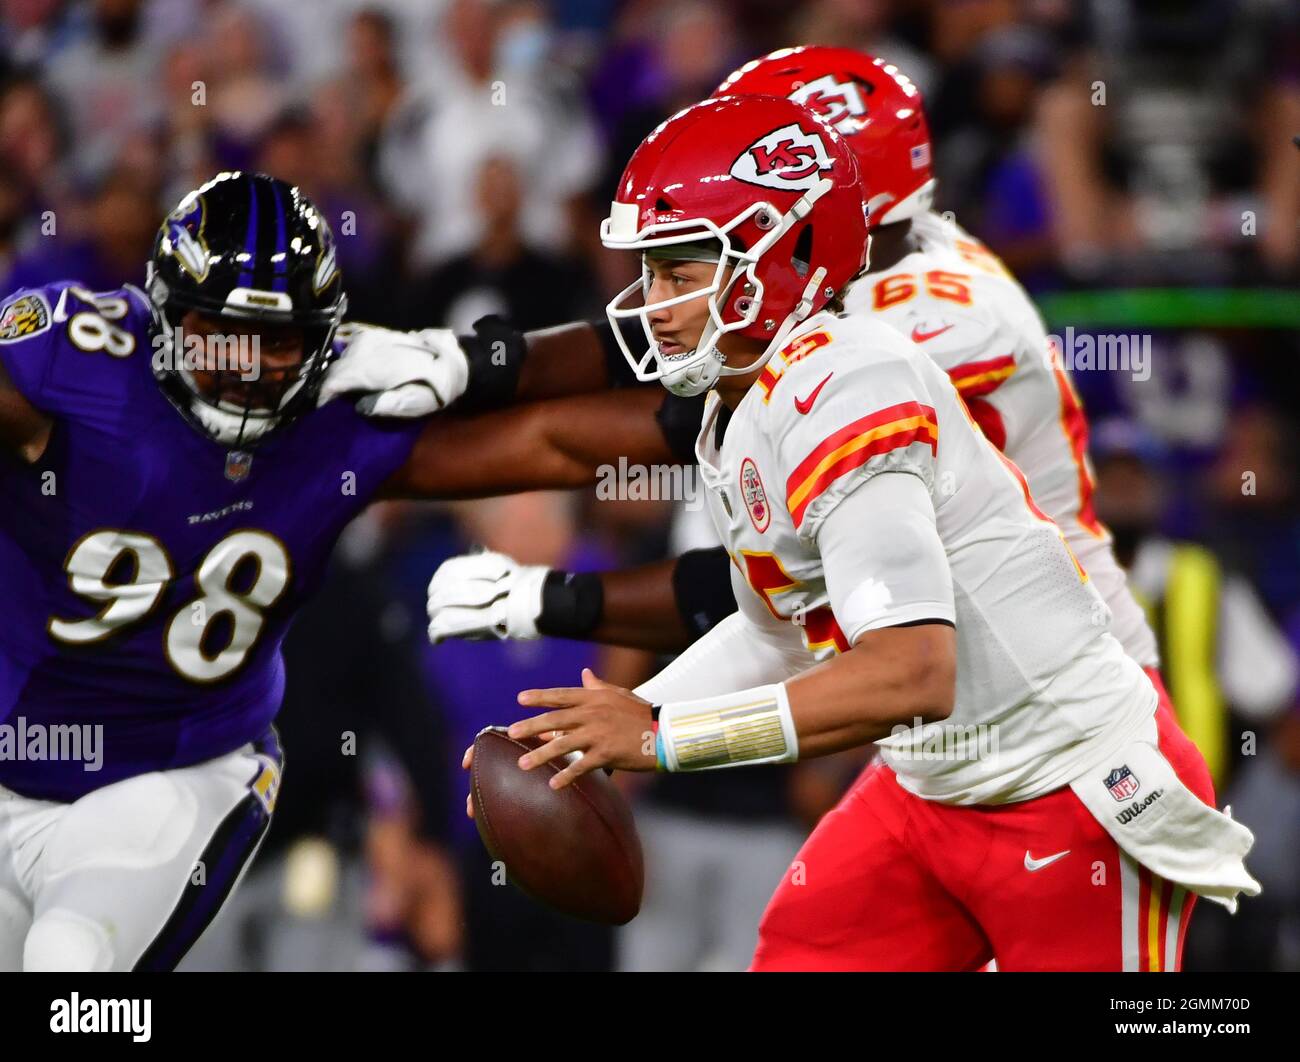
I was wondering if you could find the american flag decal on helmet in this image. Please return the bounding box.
[910,143,931,169]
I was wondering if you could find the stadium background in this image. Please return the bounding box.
[1,0,1297,971]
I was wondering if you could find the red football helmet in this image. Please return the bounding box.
[601,94,868,397]
[715,46,935,228]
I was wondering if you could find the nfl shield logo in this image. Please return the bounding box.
[225,450,253,482]
[1105,765,1140,802]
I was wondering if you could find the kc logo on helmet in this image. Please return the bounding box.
[788,75,868,134]
[732,123,834,192]
[1105,765,1140,802]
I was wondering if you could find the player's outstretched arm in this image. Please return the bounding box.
[444,315,644,407]
[426,545,735,653]
[0,357,52,463]
[380,385,673,499]
[321,316,643,419]
[511,320,635,402]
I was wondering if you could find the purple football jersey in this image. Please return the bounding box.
[0,281,423,800]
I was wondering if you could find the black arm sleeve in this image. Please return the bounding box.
[671,545,738,637]
[655,392,707,464]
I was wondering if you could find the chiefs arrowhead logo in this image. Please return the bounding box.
[731,123,834,192]
[788,75,869,134]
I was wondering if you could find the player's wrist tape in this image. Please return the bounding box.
[457,315,526,411]
[656,684,797,772]
[535,570,604,638]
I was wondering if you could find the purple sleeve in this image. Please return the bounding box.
[0,281,153,419]
[0,284,62,409]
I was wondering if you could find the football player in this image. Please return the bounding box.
[0,171,679,971]
[437,94,1257,970]
[424,49,1166,725]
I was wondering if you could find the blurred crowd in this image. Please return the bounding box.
[2,0,1298,971]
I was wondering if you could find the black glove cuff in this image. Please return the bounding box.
[536,570,605,639]
[458,315,526,411]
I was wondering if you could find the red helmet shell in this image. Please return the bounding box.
[609,94,868,340]
[716,46,934,228]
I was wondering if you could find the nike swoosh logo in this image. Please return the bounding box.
[1024,849,1071,872]
[794,372,833,415]
[911,324,954,343]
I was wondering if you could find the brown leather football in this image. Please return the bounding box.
[471,727,644,925]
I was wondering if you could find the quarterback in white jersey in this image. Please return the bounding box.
[424,47,1162,699]
[478,94,1256,970]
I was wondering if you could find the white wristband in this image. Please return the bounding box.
[657,683,798,772]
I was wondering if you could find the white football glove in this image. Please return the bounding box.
[319,323,469,416]
[426,551,550,643]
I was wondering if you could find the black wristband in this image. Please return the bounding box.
[457,314,526,411]
[671,546,738,637]
[536,570,605,639]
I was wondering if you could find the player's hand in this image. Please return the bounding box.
[319,323,469,416]
[509,669,657,788]
[427,551,548,643]
[462,729,560,819]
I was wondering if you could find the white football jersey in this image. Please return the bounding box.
[844,211,1159,668]
[696,311,1155,804]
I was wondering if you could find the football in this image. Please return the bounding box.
[470,726,645,925]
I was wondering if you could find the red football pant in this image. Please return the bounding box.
[751,698,1215,971]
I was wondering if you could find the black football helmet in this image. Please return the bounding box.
[146,171,347,447]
